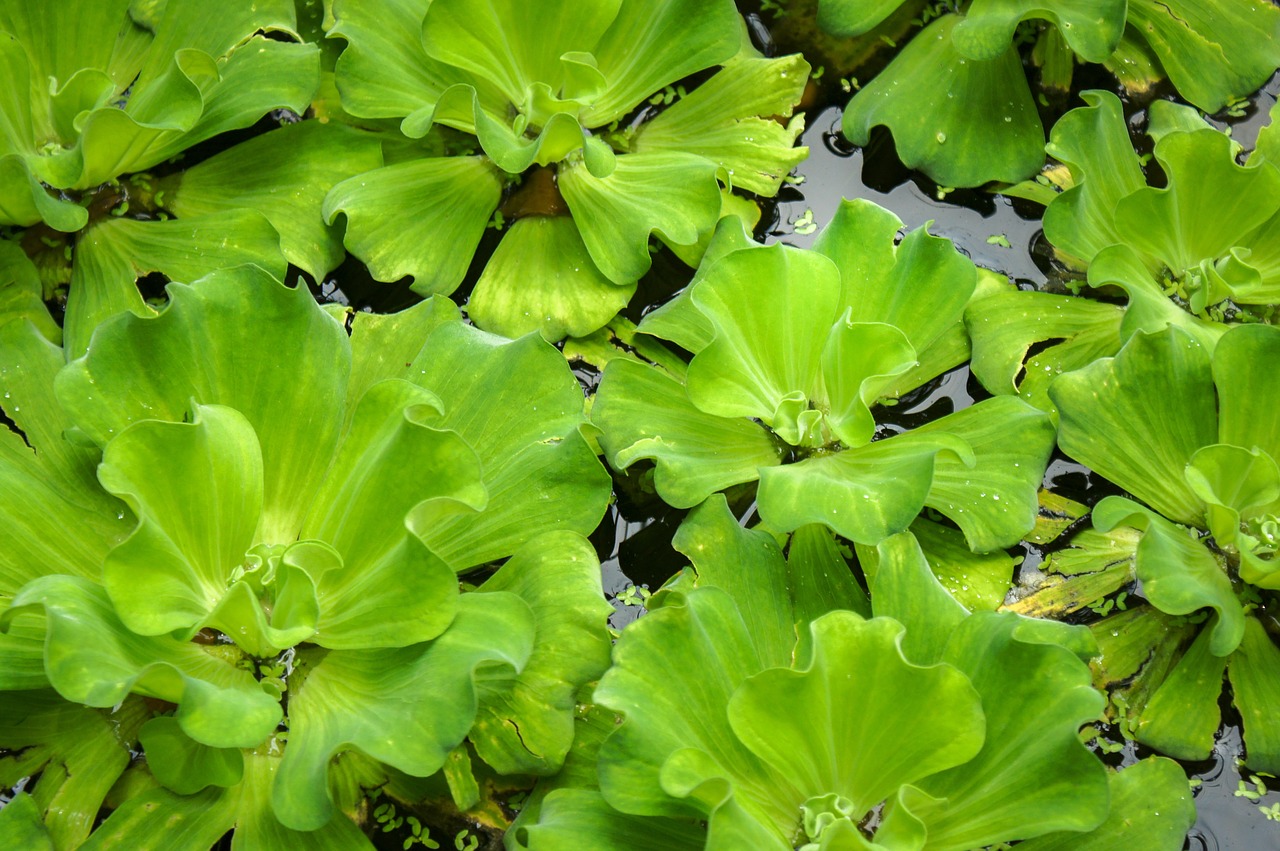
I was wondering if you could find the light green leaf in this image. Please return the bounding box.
[1018,758,1195,850]
[139,716,244,795]
[787,524,871,623]
[325,155,503,294]
[730,613,984,824]
[0,692,138,850]
[1125,0,1280,113]
[909,517,1013,612]
[821,320,917,449]
[953,0,1125,62]
[165,120,382,279]
[467,215,634,340]
[1042,89,1147,265]
[97,406,279,647]
[1230,615,1280,773]
[470,532,612,775]
[911,396,1056,551]
[514,788,705,851]
[1185,444,1280,550]
[583,0,740,127]
[344,296,462,422]
[842,15,1044,187]
[593,358,782,509]
[1051,327,1217,527]
[406,322,611,570]
[756,430,972,544]
[900,613,1109,849]
[1,576,281,749]
[868,531,970,666]
[816,0,908,36]
[274,592,534,830]
[1093,496,1244,657]
[57,267,349,543]
[1214,323,1280,464]
[683,244,841,432]
[0,793,52,851]
[1137,621,1228,760]
[634,53,808,196]
[559,150,722,284]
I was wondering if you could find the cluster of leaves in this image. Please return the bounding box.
[803,0,1280,186]
[0,0,1278,848]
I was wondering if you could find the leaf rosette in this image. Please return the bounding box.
[820,0,1279,187]
[322,0,809,340]
[969,91,1280,413]
[0,0,384,359]
[594,198,1054,551]
[510,498,1194,850]
[0,267,612,843]
[1047,323,1280,771]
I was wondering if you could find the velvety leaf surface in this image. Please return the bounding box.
[953,0,1124,62]
[324,155,503,294]
[1051,328,1217,527]
[816,0,907,36]
[1135,624,1227,760]
[407,322,611,570]
[274,592,535,830]
[560,150,722,284]
[1230,616,1280,774]
[594,358,782,508]
[786,524,871,623]
[842,15,1044,187]
[1,576,281,749]
[515,788,705,850]
[471,532,612,775]
[139,716,244,795]
[467,216,634,340]
[868,531,970,667]
[0,793,52,851]
[57,267,350,543]
[165,120,382,279]
[1214,324,1280,464]
[1018,758,1195,850]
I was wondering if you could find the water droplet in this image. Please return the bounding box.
[935,132,947,143]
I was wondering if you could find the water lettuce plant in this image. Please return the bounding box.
[816,0,1280,186]
[322,0,808,340]
[1046,324,1280,771]
[0,0,381,358]
[968,91,1280,412]
[510,497,1194,849]
[0,267,612,845]
[594,198,1054,551]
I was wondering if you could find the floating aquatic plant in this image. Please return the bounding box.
[808,0,1280,187]
[0,267,612,845]
[593,198,1054,551]
[322,0,808,340]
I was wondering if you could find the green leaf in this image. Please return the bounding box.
[514,788,705,850]
[910,396,1056,551]
[559,150,722,284]
[63,211,285,359]
[1018,758,1195,850]
[966,289,1124,412]
[1125,0,1280,113]
[1214,324,1280,464]
[814,199,978,358]
[274,592,534,830]
[0,793,53,851]
[953,0,1125,62]
[1134,623,1227,760]
[57,267,350,543]
[756,429,972,545]
[594,358,782,509]
[897,613,1109,849]
[842,15,1045,187]
[1093,497,1244,656]
[868,531,970,666]
[325,155,503,294]
[909,517,1013,612]
[0,692,137,849]
[816,0,908,36]
[634,53,808,197]
[406,322,611,570]
[139,716,244,795]
[165,120,383,280]
[96,406,282,649]
[470,532,612,775]
[730,613,985,827]
[583,0,740,127]
[1230,615,1280,773]
[1185,443,1280,549]
[1,576,281,749]
[787,524,871,623]
[1051,328,1217,527]
[683,244,842,432]
[466,215,634,340]
[1042,89,1147,265]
